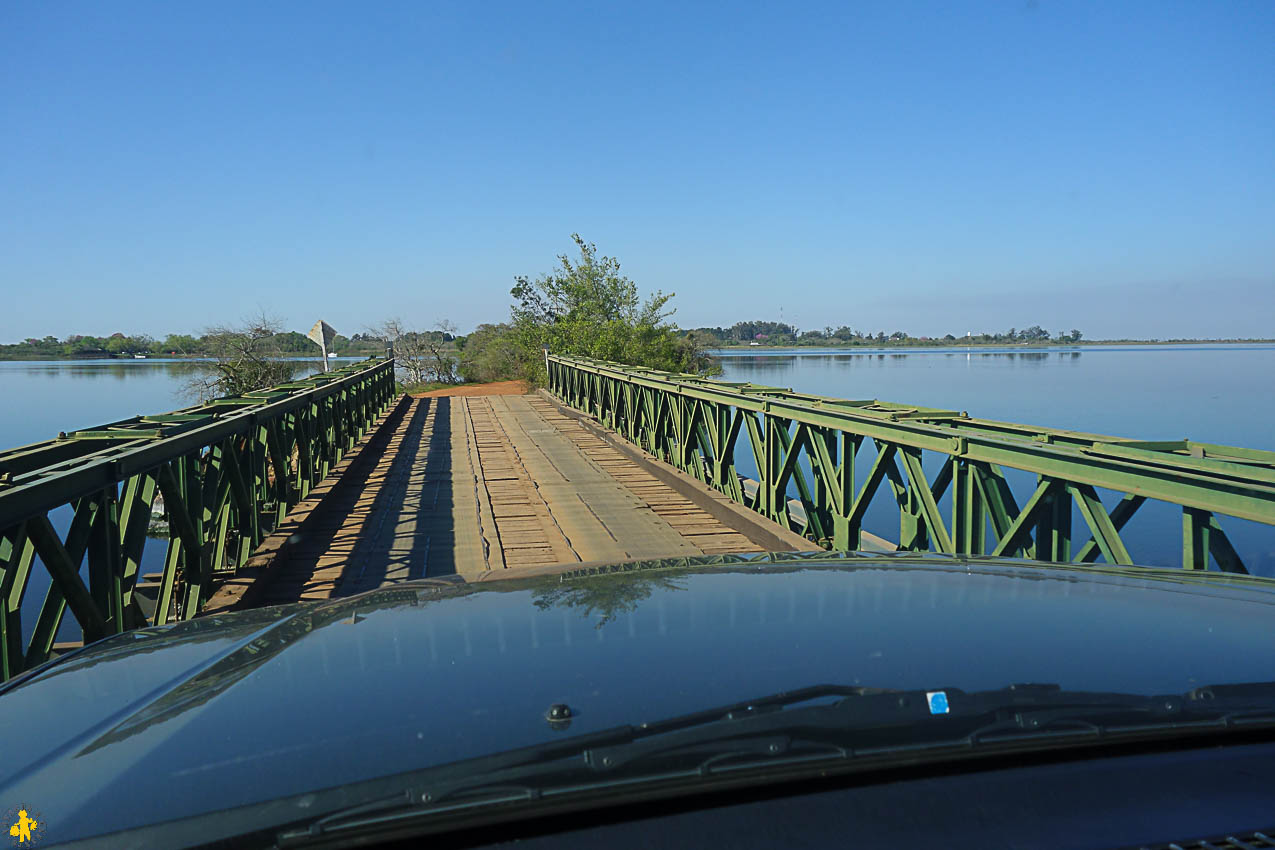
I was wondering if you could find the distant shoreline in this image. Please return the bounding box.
[2,339,1272,362]
[706,339,1275,351]
[0,353,377,362]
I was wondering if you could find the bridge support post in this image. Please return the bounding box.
[952,459,986,556]
[830,432,859,551]
[1183,507,1212,570]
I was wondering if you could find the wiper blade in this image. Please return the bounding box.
[582,681,1275,771]
[278,738,855,848]
[277,681,1275,847]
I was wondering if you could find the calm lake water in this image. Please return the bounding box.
[0,357,356,450]
[2,346,1268,451]
[713,344,1275,451]
[717,344,1275,576]
[0,357,360,643]
[0,346,1272,642]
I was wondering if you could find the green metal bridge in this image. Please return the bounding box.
[0,358,395,680]
[546,355,1274,572]
[0,352,1272,682]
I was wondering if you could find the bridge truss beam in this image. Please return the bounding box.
[548,355,1274,577]
[0,358,396,681]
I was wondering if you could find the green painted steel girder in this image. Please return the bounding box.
[0,360,393,530]
[548,356,1275,524]
[0,357,397,681]
[547,354,1275,576]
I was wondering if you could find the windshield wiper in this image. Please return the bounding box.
[277,681,1275,847]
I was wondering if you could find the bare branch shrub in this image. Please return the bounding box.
[374,318,459,387]
[184,312,300,401]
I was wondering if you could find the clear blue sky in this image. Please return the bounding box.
[2,1,1272,342]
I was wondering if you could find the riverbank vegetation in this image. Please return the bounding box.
[451,234,715,387]
[683,323,1274,349]
[685,323,1084,347]
[2,237,716,388]
[184,316,302,400]
[7,322,1270,366]
[0,330,389,359]
[504,234,715,384]
[6,232,1269,380]
[376,318,460,393]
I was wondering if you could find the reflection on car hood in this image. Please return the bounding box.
[2,552,1274,845]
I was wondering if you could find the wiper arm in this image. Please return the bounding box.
[584,680,1275,770]
[278,685,872,846]
[278,681,1275,847]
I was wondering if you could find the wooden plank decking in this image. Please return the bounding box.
[204,391,817,612]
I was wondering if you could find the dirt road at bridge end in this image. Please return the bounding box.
[411,380,528,397]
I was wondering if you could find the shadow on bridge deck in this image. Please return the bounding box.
[203,391,818,612]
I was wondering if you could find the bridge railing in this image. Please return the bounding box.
[0,357,396,680]
[548,354,1275,575]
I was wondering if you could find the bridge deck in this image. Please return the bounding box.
[206,392,811,610]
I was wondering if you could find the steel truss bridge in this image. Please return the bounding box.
[547,355,1274,573]
[0,359,395,680]
[0,352,1271,682]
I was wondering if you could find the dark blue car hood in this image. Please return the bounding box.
[2,552,1274,846]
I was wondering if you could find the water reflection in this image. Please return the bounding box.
[0,358,331,382]
[4,360,208,382]
[24,586,430,753]
[712,346,1274,575]
[534,573,688,628]
[716,349,1081,373]
[0,358,353,448]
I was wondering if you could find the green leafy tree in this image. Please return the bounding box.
[1019,325,1050,341]
[104,333,155,355]
[262,331,317,353]
[161,333,203,355]
[457,323,522,383]
[728,321,794,341]
[508,234,715,384]
[532,573,687,628]
[66,335,106,355]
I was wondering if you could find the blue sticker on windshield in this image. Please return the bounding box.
[926,691,949,715]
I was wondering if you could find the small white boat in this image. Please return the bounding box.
[134,354,148,359]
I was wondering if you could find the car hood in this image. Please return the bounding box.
[3,552,1274,846]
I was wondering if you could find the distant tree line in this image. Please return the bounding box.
[682,322,1084,347]
[180,314,459,400]
[0,330,397,359]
